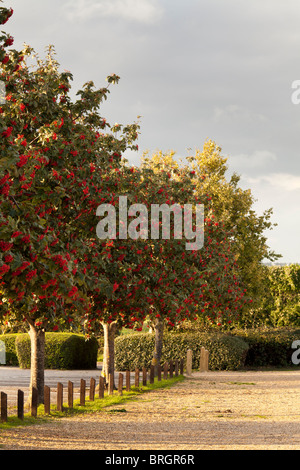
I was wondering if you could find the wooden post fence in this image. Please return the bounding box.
[186,349,193,375]
[199,347,209,372]
[89,377,96,401]
[99,376,104,399]
[17,389,24,420]
[1,391,7,423]
[80,379,86,405]
[0,358,185,421]
[126,370,131,392]
[57,382,63,412]
[68,381,73,408]
[31,387,38,417]
[44,385,51,415]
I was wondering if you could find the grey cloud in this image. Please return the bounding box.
[4,0,300,262]
[62,0,164,24]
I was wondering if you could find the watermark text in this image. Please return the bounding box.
[96,196,204,250]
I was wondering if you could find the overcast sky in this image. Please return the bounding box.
[5,0,300,263]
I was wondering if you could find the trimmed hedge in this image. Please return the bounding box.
[231,327,300,367]
[0,333,19,366]
[15,333,98,370]
[115,331,249,371]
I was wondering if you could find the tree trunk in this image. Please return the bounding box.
[151,316,164,373]
[28,323,45,405]
[101,321,117,388]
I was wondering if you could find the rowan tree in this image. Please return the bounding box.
[80,160,206,380]
[0,3,139,401]
[142,143,280,329]
[135,152,248,365]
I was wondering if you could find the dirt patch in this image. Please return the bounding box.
[1,370,300,450]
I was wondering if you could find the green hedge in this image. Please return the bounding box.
[15,333,98,370]
[0,333,19,366]
[231,327,300,367]
[115,331,249,371]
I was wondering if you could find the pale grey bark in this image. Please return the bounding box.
[28,323,45,405]
[101,321,117,387]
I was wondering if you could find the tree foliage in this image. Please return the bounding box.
[189,140,281,314]
[245,264,300,328]
[142,141,281,326]
[0,2,140,397]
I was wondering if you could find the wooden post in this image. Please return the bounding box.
[150,365,154,384]
[99,376,104,399]
[199,346,205,372]
[1,391,7,423]
[205,349,209,371]
[57,382,63,412]
[89,377,96,401]
[142,367,147,386]
[118,373,124,396]
[44,386,50,415]
[108,373,114,395]
[163,362,168,380]
[135,368,139,388]
[186,349,192,376]
[199,347,209,372]
[31,387,38,417]
[180,358,184,375]
[17,389,24,420]
[68,381,73,408]
[157,364,162,382]
[126,370,131,392]
[80,379,86,405]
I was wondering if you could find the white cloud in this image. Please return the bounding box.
[246,173,300,192]
[63,0,164,24]
[227,150,277,170]
[237,172,300,263]
[212,105,268,124]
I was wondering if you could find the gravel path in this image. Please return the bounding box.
[1,370,300,450]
